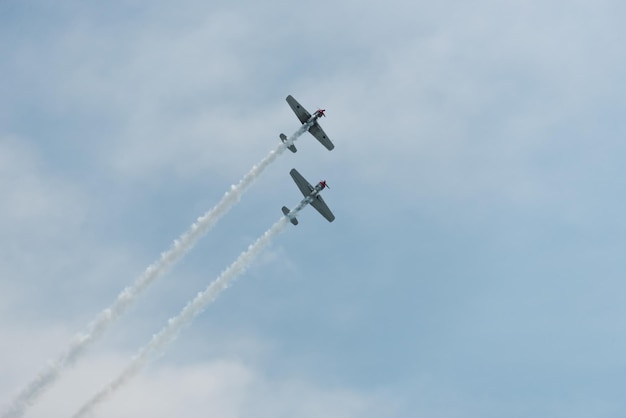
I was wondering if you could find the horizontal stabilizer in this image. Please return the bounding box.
[280,133,297,153]
[281,206,298,225]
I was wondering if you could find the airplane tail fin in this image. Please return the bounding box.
[280,133,297,153]
[282,206,298,225]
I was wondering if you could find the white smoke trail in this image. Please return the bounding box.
[2,125,311,418]
[72,215,293,418]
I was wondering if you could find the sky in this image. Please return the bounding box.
[1,0,625,417]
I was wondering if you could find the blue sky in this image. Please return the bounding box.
[1,1,626,417]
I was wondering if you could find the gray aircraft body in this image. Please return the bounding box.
[280,95,335,152]
[282,168,335,225]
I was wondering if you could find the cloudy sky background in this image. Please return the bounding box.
[1,0,625,417]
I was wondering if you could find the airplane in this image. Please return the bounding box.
[282,168,335,225]
[280,95,335,153]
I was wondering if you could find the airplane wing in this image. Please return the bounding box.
[289,168,314,197]
[308,122,335,150]
[311,195,335,222]
[286,95,311,124]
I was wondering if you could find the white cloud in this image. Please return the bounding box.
[0,135,89,315]
[0,136,85,233]
[2,1,626,417]
[8,343,397,418]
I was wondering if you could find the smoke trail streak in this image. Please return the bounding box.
[2,125,311,418]
[72,216,293,418]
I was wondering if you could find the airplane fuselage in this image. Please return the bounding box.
[298,183,324,206]
[306,115,319,125]
[280,118,316,151]
[283,182,326,224]
[305,111,324,126]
